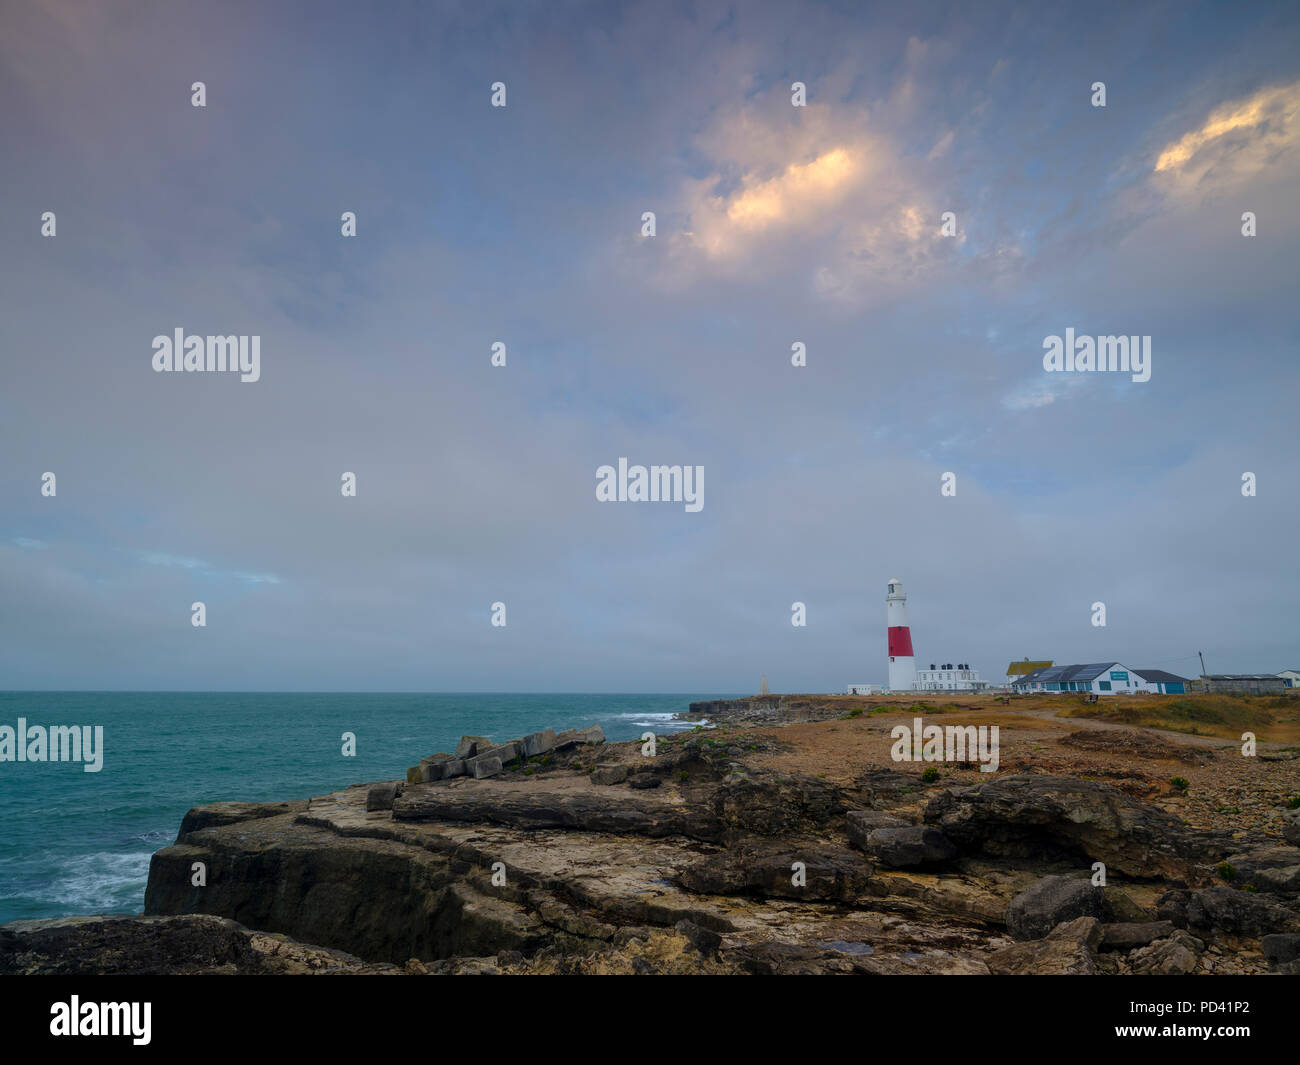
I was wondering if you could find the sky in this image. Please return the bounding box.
[1,0,1297,692]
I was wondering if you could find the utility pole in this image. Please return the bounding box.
[1198,651,1208,692]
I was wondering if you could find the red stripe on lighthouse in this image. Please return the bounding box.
[888,626,913,657]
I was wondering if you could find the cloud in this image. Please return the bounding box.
[1001,372,1087,412]
[139,552,282,585]
[657,92,959,303]
[1153,80,1300,199]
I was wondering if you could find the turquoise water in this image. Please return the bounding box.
[0,692,729,924]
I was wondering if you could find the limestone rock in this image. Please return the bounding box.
[1223,845,1300,896]
[0,915,400,975]
[522,729,557,758]
[845,810,909,850]
[859,826,957,869]
[924,774,1225,878]
[677,842,870,902]
[987,916,1102,975]
[456,735,494,759]
[1160,885,1300,937]
[674,919,722,956]
[591,765,629,786]
[365,782,403,812]
[1129,930,1202,975]
[1280,809,1300,847]
[1008,876,1109,940]
[176,801,310,838]
[555,725,605,749]
[1262,933,1300,966]
[1100,921,1175,951]
[467,754,503,779]
[394,783,725,840]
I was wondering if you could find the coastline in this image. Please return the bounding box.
[4,693,1298,975]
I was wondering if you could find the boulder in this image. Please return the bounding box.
[1281,809,1300,847]
[987,916,1101,975]
[1262,933,1300,965]
[405,766,421,784]
[677,842,870,902]
[845,810,908,850]
[419,754,456,783]
[674,919,722,956]
[855,768,929,806]
[590,765,629,786]
[441,759,466,780]
[860,826,956,869]
[627,773,662,790]
[1099,921,1175,951]
[1129,930,1202,975]
[522,730,557,758]
[924,774,1225,878]
[1159,885,1300,937]
[1223,846,1300,896]
[456,736,494,760]
[482,741,523,765]
[467,754,503,780]
[555,725,605,749]
[1008,876,1109,941]
[365,782,403,812]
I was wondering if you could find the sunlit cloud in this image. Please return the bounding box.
[1153,80,1300,198]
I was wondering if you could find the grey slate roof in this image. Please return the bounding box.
[1132,669,1190,684]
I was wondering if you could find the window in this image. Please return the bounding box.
[1099,681,1111,691]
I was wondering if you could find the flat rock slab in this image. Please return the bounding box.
[177,800,310,838]
[393,777,723,841]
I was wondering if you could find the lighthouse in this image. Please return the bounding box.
[886,577,917,692]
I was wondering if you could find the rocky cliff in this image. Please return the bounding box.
[5,714,1299,975]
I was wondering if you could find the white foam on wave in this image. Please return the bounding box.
[48,850,152,912]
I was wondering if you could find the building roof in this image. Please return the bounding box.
[1132,669,1190,684]
[1012,662,1119,686]
[1005,660,1052,676]
[1206,674,1286,681]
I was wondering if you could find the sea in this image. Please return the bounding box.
[0,691,732,925]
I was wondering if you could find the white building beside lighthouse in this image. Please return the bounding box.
[886,577,917,692]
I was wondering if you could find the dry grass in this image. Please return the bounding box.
[1057,692,1300,742]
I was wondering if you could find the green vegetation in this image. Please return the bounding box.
[921,767,941,783]
[1287,796,1300,810]
[1217,862,1236,882]
[1170,777,1189,792]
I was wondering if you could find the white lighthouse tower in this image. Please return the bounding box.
[886,577,917,692]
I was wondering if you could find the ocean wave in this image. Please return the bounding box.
[46,850,152,912]
[608,712,682,720]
